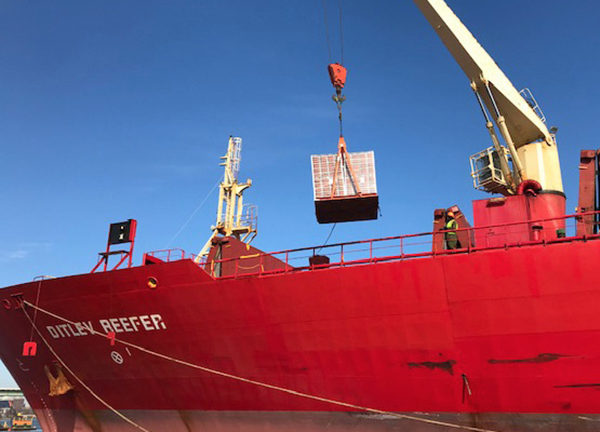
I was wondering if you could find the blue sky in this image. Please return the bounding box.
[1,0,599,387]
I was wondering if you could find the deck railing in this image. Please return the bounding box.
[143,248,187,262]
[206,211,600,279]
[144,211,600,280]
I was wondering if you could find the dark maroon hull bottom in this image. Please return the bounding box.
[34,409,600,432]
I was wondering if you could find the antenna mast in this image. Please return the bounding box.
[196,136,257,261]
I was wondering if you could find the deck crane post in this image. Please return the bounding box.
[195,137,257,261]
[413,0,566,243]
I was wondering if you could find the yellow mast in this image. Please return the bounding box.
[195,136,257,261]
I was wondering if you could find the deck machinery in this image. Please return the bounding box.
[414,0,567,244]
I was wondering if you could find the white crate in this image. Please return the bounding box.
[311,151,377,200]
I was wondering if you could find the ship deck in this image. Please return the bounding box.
[146,211,600,280]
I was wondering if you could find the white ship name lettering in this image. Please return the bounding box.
[45,314,167,339]
[100,314,166,333]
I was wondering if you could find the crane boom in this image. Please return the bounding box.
[413,0,563,193]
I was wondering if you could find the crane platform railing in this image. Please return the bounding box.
[199,211,600,280]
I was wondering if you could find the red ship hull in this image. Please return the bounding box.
[2,233,600,431]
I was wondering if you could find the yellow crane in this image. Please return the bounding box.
[413,0,564,196]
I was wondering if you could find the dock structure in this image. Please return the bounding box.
[0,389,27,411]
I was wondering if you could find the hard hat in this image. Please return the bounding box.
[447,211,455,217]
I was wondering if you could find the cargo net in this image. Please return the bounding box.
[311,151,377,200]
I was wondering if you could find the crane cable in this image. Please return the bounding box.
[316,223,337,254]
[323,1,347,138]
[322,0,332,63]
[338,0,345,65]
[337,0,345,136]
[322,0,345,64]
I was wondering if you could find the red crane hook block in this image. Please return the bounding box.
[328,63,347,89]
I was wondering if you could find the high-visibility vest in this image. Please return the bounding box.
[445,219,457,235]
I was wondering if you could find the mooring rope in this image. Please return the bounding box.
[21,305,154,432]
[22,301,497,432]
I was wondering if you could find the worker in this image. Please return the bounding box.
[444,211,460,250]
